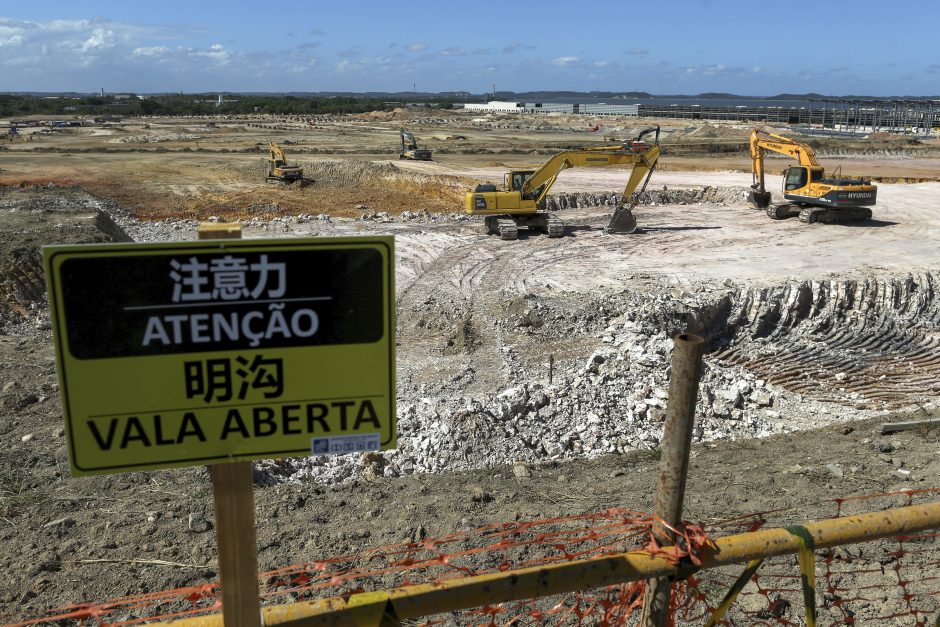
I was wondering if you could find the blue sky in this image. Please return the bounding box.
[1,0,937,96]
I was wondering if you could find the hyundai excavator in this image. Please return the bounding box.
[400,128,432,160]
[748,129,876,223]
[266,142,304,184]
[464,126,661,239]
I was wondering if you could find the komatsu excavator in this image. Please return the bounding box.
[748,129,876,223]
[464,126,661,239]
[266,142,304,184]
[400,128,432,160]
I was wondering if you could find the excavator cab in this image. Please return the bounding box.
[507,170,535,192]
[783,166,808,192]
[782,165,828,194]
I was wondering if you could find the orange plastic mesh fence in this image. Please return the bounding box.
[8,489,940,626]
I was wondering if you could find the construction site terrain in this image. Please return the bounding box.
[2,110,940,622]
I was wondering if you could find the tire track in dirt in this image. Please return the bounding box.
[711,274,940,410]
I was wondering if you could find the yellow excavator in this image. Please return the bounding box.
[464,126,661,239]
[400,128,432,160]
[266,142,304,184]
[748,129,876,223]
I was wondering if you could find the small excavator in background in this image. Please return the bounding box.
[266,142,304,184]
[399,128,432,160]
[464,126,661,239]
[748,129,877,223]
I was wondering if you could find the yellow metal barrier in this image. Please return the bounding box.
[160,500,940,627]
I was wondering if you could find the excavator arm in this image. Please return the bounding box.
[749,129,820,200]
[400,128,417,151]
[269,142,287,165]
[519,126,661,205]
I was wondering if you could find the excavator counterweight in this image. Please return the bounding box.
[464,126,661,240]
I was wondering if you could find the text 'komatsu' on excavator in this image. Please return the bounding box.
[748,129,877,224]
[464,126,661,240]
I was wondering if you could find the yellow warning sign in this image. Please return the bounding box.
[44,237,396,476]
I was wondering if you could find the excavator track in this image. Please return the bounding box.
[799,207,872,224]
[544,214,565,238]
[766,204,801,220]
[484,216,518,239]
[497,219,519,240]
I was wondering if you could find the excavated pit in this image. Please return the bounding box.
[3,185,939,486]
[0,186,132,332]
[704,274,940,410]
[606,273,940,413]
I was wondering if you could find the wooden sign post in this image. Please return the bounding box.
[199,223,261,627]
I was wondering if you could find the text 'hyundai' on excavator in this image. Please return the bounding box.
[748,129,876,224]
[266,142,304,184]
[464,126,661,240]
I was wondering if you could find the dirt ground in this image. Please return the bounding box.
[2,111,940,623]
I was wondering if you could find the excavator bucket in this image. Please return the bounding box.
[605,205,638,234]
[748,190,772,209]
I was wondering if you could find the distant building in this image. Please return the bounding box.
[463,101,526,113]
[462,101,639,116]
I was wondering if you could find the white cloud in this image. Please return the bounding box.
[335,59,365,73]
[196,43,230,64]
[132,45,170,58]
[441,47,464,56]
[0,17,165,73]
[406,42,427,52]
[552,56,579,67]
[79,27,117,52]
[626,47,649,57]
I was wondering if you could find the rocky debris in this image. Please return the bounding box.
[113,134,201,143]
[278,286,866,486]
[542,187,749,212]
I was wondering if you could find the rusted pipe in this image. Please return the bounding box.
[160,500,940,627]
[641,333,705,626]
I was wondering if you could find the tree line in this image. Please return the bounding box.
[0,94,455,118]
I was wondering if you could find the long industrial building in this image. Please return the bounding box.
[462,100,938,134]
[463,101,640,116]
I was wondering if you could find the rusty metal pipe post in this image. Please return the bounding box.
[641,333,705,626]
